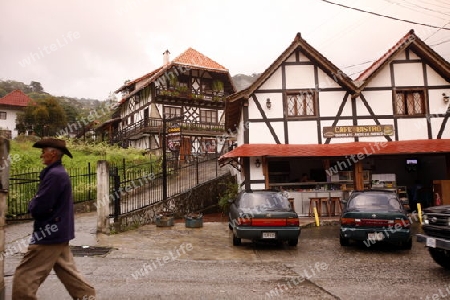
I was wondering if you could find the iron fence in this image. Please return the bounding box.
[108,154,229,220]
[6,154,228,222]
[7,163,97,221]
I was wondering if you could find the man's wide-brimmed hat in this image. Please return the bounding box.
[33,138,73,159]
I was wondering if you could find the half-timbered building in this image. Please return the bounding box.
[220,30,450,215]
[104,48,236,159]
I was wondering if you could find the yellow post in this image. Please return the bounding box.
[313,207,320,226]
[417,203,423,224]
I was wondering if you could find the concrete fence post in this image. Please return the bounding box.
[97,160,110,234]
[0,137,10,300]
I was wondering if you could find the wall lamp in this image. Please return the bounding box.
[255,159,261,168]
[266,98,271,109]
[443,93,449,103]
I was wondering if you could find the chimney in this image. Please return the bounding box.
[163,49,170,65]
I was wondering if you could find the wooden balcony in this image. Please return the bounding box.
[112,118,225,142]
[155,87,227,108]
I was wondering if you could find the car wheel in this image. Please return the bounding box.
[428,248,450,269]
[340,236,350,246]
[232,233,241,246]
[400,238,412,250]
[288,239,298,247]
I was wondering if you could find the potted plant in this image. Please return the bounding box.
[155,210,174,227]
[212,80,224,94]
[218,181,239,214]
[184,212,203,228]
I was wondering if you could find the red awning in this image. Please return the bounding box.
[219,139,450,161]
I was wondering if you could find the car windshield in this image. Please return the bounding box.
[347,193,402,212]
[239,192,291,211]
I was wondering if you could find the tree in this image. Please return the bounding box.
[16,96,67,137]
[29,81,44,93]
[59,100,81,125]
[0,80,32,93]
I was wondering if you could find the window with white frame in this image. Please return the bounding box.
[200,109,217,124]
[0,112,6,119]
[394,90,425,116]
[287,91,316,117]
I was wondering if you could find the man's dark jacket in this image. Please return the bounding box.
[28,160,75,244]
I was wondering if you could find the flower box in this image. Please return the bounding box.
[185,213,203,228]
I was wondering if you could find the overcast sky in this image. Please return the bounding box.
[1,0,449,100]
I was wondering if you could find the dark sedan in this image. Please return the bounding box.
[339,189,412,249]
[228,190,301,246]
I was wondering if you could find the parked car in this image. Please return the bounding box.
[416,205,450,269]
[339,189,412,249]
[228,190,301,246]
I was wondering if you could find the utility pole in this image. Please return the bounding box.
[162,115,183,201]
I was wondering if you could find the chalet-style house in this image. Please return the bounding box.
[102,48,236,159]
[0,90,33,139]
[219,30,450,215]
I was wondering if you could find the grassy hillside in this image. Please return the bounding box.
[9,136,152,171]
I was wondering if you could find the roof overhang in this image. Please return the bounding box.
[219,139,450,162]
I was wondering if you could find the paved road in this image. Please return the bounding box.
[3,214,450,299]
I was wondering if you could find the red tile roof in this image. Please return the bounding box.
[355,29,450,88]
[219,139,450,160]
[115,48,230,97]
[0,90,33,107]
[172,48,227,71]
[355,30,415,84]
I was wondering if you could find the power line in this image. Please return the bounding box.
[394,0,450,18]
[431,38,450,46]
[318,0,450,30]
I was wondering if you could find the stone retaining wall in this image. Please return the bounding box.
[112,173,235,232]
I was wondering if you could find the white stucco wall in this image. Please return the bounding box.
[259,67,282,90]
[285,65,315,89]
[393,62,424,86]
[427,65,449,86]
[0,108,20,138]
[428,89,449,115]
[319,91,352,117]
[397,118,429,140]
[355,90,393,116]
[288,121,319,144]
[248,121,284,144]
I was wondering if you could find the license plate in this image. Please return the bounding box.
[262,232,276,239]
[426,237,437,248]
[368,233,384,241]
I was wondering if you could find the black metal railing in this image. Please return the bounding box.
[7,163,97,221]
[108,154,229,219]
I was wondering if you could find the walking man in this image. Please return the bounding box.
[12,138,96,299]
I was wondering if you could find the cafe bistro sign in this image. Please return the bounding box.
[323,125,394,138]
